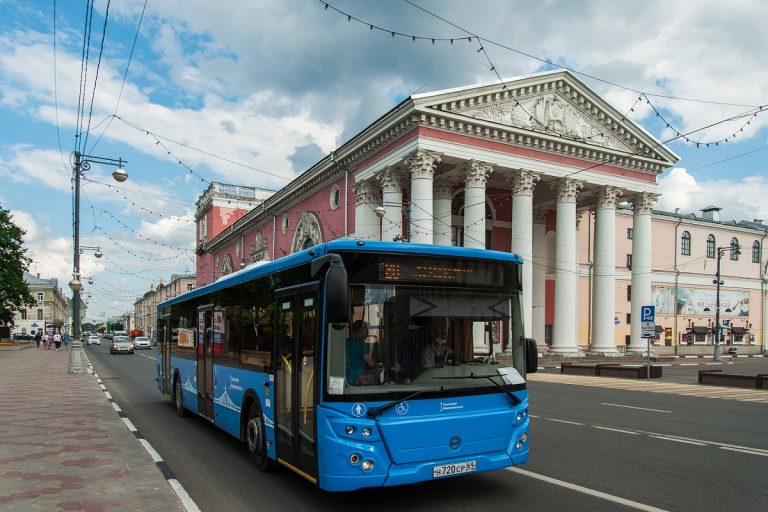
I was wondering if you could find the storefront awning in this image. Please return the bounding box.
[692,326,709,334]
[731,326,747,335]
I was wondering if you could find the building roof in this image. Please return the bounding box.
[23,272,59,288]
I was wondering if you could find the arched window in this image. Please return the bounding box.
[706,235,715,259]
[680,231,691,256]
[730,237,740,260]
[753,240,762,263]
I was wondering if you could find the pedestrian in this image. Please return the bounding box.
[41,334,48,350]
[53,332,62,350]
[34,331,42,348]
[63,334,69,349]
[46,333,53,349]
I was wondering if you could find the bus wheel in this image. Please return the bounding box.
[174,377,186,417]
[246,406,270,470]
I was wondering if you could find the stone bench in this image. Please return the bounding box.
[561,362,662,379]
[698,370,768,389]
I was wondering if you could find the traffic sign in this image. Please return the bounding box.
[641,323,655,338]
[641,305,655,322]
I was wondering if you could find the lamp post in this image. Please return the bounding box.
[713,244,740,362]
[68,151,128,374]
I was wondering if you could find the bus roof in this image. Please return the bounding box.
[160,241,524,309]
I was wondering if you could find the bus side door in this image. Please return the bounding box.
[196,306,214,420]
[275,284,319,483]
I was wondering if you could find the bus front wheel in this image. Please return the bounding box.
[174,377,186,417]
[246,406,270,471]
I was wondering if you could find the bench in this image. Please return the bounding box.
[698,370,768,389]
[561,362,662,379]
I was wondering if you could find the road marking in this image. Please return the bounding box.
[168,479,202,512]
[594,426,640,435]
[650,435,707,446]
[507,467,668,511]
[543,418,584,426]
[679,363,699,366]
[601,403,672,413]
[111,402,122,412]
[719,446,768,457]
[121,417,137,432]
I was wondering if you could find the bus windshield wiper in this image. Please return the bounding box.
[432,373,521,405]
[367,389,434,418]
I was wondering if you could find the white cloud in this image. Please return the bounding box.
[0,145,71,191]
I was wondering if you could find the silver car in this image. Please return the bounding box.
[133,336,152,349]
[110,335,134,354]
[87,335,101,345]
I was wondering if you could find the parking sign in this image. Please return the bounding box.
[641,306,655,322]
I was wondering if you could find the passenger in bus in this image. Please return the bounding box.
[421,331,454,369]
[345,320,376,385]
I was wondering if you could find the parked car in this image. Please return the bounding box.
[12,333,33,341]
[110,336,134,354]
[87,335,101,345]
[132,336,152,349]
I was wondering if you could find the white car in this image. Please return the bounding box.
[87,335,101,345]
[133,336,152,349]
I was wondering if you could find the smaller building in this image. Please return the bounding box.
[134,274,196,339]
[12,272,70,336]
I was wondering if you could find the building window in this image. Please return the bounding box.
[626,254,632,270]
[329,184,340,211]
[20,310,27,320]
[626,313,631,325]
[37,309,43,320]
[37,292,44,302]
[753,241,761,263]
[730,237,739,261]
[626,285,631,301]
[626,228,633,240]
[706,235,715,258]
[681,231,691,256]
[625,335,631,345]
[187,283,195,291]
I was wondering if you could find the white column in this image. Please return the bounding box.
[353,180,381,241]
[463,160,494,249]
[433,177,454,246]
[406,150,440,244]
[590,186,623,355]
[550,178,583,355]
[508,171,540,338]
[575,214,582,347]
[628,192,657,353]
[531,209,547,345]
[378,167,403,242]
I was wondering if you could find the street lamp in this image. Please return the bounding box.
[68,151,128,374]
[712,244,740,362]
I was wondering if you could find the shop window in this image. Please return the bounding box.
[753,241,761,263]
[706,235,715,258]
[680,231,691,255]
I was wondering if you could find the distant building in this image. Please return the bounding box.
[134,273,196,339]
[12,272,70,336]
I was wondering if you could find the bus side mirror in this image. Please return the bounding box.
[525,337,538,374]
[325,259,349,324]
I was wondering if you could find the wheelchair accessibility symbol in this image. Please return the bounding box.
[395,402,409,415]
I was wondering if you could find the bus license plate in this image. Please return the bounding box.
[432,460,477,478]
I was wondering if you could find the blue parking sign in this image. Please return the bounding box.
[641,306,655,322]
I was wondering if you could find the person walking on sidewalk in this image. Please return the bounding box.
[53,332,62,350]
[34,331,42,348]
[42,333,48,349]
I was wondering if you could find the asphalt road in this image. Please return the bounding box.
[86,342,768,512]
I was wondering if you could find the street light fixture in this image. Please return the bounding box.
[713,244,740,362]
[68,151,128,374]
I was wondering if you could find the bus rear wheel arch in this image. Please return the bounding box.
[245,403,271,471]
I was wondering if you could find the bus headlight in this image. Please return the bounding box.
[361,427,372,438]
[345,425,355,435]
[361,460,374,472]
[349,453,361,465]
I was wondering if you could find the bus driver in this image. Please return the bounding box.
[345,320,376,385]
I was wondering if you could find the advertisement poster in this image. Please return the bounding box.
[652,287,749,316]
[212,309,225,354]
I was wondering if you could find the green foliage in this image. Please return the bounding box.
[0,206,35,327]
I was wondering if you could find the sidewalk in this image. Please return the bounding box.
[0,343,185,511]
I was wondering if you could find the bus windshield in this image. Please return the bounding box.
[325,253,526,400]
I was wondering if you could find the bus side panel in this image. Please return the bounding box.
[174,358,199,416]
[212,365,275,461]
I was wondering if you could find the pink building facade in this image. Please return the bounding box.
[194,70,768,355]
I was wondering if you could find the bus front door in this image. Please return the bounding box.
[196,306,214,420]
[275,285,319,483]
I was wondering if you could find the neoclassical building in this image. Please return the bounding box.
[194,70,767,355]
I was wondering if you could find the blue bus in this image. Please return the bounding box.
[156,240,537,491]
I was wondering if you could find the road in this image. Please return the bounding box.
[85,341,768,511]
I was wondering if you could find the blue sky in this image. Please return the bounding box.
[1,0,766,321]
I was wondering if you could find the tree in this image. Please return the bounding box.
[0,206,35,327]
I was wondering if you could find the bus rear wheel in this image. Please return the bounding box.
[174,377,186,417]
[246,406,270,471]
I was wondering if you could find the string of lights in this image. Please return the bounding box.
[95,208,195,252]
[93,226,194,262]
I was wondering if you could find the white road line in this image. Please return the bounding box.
[121,417,137,432]
[111,402,122,412]
[601,403,672,413]
[507,467,668,512]
[543,418,584,426]
[168,479,202,512]
[719,446,768,457]
[138,438,164,462]
[679,363,699,366]
[650,435,707,446]
[104,391,113,400]
[594,426,640,435]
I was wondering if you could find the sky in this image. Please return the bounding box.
[0,0,767,323]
